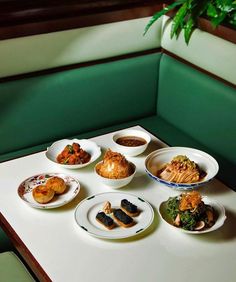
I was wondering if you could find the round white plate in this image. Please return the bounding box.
[18,173,80,209]
[74,192,154,239]
[46,138,101,169]
[145,147,219,190]
[159,196,226,234]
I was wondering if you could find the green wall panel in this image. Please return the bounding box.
[157,54,236,165]
[0,53,161,155]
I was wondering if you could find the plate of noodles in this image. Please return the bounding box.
[145,147,219,190]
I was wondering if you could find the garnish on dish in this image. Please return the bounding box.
[96,149,134,179]
[166,191,215,231]
[157,155,206,183]
[57,142,91,165]
[103,201,113,214]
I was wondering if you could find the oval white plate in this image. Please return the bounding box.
[159,196,226,234]
[74,192,154,239]
[145,147,219,190]
[18,173,80,209]
[46,139,101,169]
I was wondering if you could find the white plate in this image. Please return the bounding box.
[145,147,219,190]
[46,139,101,169]
[74,192,154,239]
[159,196,226,234]
[18,173,80,209]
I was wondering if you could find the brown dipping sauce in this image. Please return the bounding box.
[116,136,147,147]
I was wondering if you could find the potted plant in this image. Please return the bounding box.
[144,0,236,44]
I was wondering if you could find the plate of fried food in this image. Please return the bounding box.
[74,192,154,239]
[159,191,226,234]
[18,173,80,209]
[95,149,136,189]
[46,139,101,169]
[145,147,219,190]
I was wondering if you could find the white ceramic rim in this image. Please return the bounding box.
[158,196,226,234]
[46,138,101,169]
[74,191,154,239]
[18,172,81,209]
[112,129,151,147]
[145,147,219,188]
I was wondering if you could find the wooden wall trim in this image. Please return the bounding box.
[162,49,236,89]
[197,17,236,45]
[0,0,167,40]
[0,1,234,43]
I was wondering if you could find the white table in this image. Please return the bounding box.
[1,126,236,282]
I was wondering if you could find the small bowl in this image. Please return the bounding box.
[112,129,151,157]
[159,196,226,234]
[46,139,101,169]
[145,147,219,190]
[94,161,136,189]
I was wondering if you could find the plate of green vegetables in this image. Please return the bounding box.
[159,192,226,234]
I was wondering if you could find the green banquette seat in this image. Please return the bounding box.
[0,252,35,281]
[0,52,235,189]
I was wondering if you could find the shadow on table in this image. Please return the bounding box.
[145,139,167,155]
[193,208,236,242]
[200,178,234,196]
[54,183,89,212]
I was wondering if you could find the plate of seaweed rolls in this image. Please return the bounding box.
[74,192,154,239]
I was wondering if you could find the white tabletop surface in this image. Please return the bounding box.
[1,125,236,282]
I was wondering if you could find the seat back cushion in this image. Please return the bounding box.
[157,54,236,188]
[0,52,161,157]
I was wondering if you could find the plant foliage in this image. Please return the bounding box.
[144,0,236,44]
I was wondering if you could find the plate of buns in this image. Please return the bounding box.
[18,173,80,209]
[74,192,154,239]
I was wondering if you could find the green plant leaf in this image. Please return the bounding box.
[187,0,197,9]
[182,0,209,44]
[211,11,228,27]
[143,1,185,35]
[184,16,196,44]
[216,0,235,12]
[228,10,236,26]
[171,2,189,38]
[207,3,218,18]
[190,0,209,19]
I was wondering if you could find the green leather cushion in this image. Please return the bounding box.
[157,54,236,188]
[0,252,34,281]
[0,53,161,156]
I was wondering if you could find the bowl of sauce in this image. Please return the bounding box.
[116,136,147,147]
[112,129,151,156]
